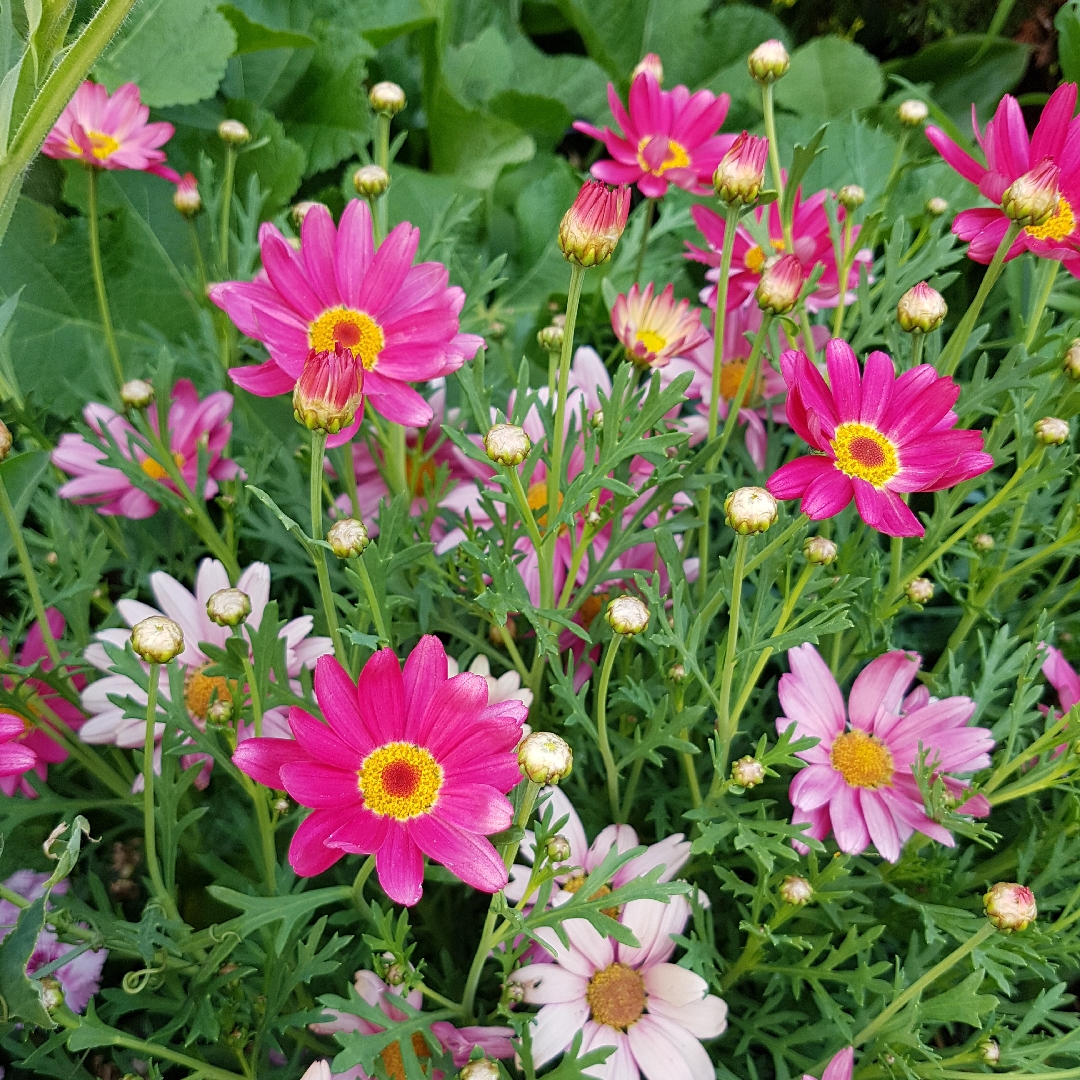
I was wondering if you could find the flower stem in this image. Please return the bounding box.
[142,663,180,921]
[911,332,925,368]
[595,633,623,821]
[939,221,1022,376]
[384,421,409,497]
[831,215,855,339]
[218,146,237,276]
[710,533,749,793]
[86,168,124,391]
[714,311,773,465]
[375,113,391,245]
[1024,257,1059,352]
[632,197,656,284]
[309,430,347,660]
[353,554,390,646]
[761,84,787,245]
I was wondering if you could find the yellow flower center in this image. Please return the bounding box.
[744,238,785,274]
[1026,195,1075,241]
[635,329,667,355]
[830,422,899,487]
[636,136,690,176]
[527,480,564,530]
[183,667,232,721]
[309,307,385,370]
[830,729,894,788]
[67,130,121,160]
[721,360,752,402]
[359,741,443,820]
[141,452,185,481]
[586,963,647,1030]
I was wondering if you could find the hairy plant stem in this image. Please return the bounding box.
[218,146,237,276]
[709,533,749,796]
[142,663,180,922]
[86,168,124,391]
[309,430,347,661]
[1024,257,1059,352]
[632,197,656,284]
[340,444,361,517]
[939,221,1022,375]
[509,468,552,611]
[595,633,624,821]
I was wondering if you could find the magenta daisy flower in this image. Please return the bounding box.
[209,201,484,435]
[927,83,1080,272]
[808,1049,855,1080]
[611,282,709,369]
[1043,645,1080,716]
[233,636,527,905]
[573,68,732,197]
[42,81,179,180]
[765,339,994,538]
[778,644,994,861]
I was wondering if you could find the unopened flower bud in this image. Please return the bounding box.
[755,253,804,314]
[585,509,602,528]
[173,173,201,217]
[0,418,12,462]
[979,1039,1001,1065]
[559,180,630,267]
[747,39,790,84]
[1035,416,1069,445]
[668,662,686,683]
[384,962,406,986]
[327,517,370,558]
[926,197,949,217]
[546,835,572,862]
[273,797,290,814]
[506,981,525,1005]
[484,423,531,467]
[631,53,663,85]
[131,616,184,664]
[369,81,406,116]
[731,756,765,788]
[725,486,777,535]
[537,323,564,352]
[293,344,364,434]
[905,577,934,604]
[218,119,251,146]
[1064,339,1080,379]
[713,131,768,206]
[291,201,322,230]
[353,164,390,198]
[1002,158,1060,227]
[518,731,573,784]
[39,976,64,1012]
[460,1061,500,1080]
[779,875,813,906]
[838,184,865,210]
[973,533,995,554]
[590,409,604,431]
[897,282,947,333]
[897,99,929,126]
[207,698,233,724]
[120,379,155,410]
[46,551,58,566]
[803,536,837,565]
[984,881,1037,931]
[207,588,251,627]
[606,595,650,636]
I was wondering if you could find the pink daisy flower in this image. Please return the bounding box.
[765,339,994,538]
[778,644,994,862]
[209,201,484,435]
[0,610,86,798]
[687,189,871,312]
[1043,645,1080,716]
[611,282,710,369]
[808,1049,855,1080]
[232,636,527,906]
[927,83,1080,273]
[573,68,732,197]
[52,379,237,520]
[509,896,727,1079]
[42,81,178,180]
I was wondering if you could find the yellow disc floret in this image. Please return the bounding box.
[635,329,667,355]
[309,307,385,370]
[359,741,443,820]
[636,137,690,177]
[830,729,894,789]
[68,131,121,160]
[1026,196,1075,242]
[831,422,899,487]
[586,963,647,1030]
[184,667,232,721]
[140,451,185,481]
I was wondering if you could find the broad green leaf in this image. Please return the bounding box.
[775,36,884,119]
[218,3,316,53]
[0,895,54,1028]
[352,0,439,47]
[0,450,48,574]
[229,100,307,213]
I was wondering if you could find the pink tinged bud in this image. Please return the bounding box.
[755,253,804,314]
[905,577,934,604]
[558,180,630,267]
[897,282,947,333]
[779,875,813,906]
[984,881,1037,931]
[979,1040,1001,1065]
[748,39,790,84]
[713,131,769,205]
[1002,158,1060,226]
[631,53,664,85]
[173,173,201,217]
[292,344,364,434]
[731,756,765,788]
[1035,416,1070,445]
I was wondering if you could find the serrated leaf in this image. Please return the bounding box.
[0,895,53,1027]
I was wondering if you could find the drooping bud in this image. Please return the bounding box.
[1035,416,1069,446]
[905,577,934,605]
[897,99,929,127]
[217,119,251,146]
[292,344,364,434]
[460,1060,501,1080]
[173,173,201,217]
[558,180,630,268]
[668,662,686,682]
[291,201,322,230]
[131,616,184,664]
[779,875,813,906]
[120,379,155,410]
[803,536,837,565]
[713,131,768,206]
[0,419,12,462]
[369,81,407,116]
[984,881,1037,932]
[518,731,573,784]
[537,323,564,353]
[725,486,778,535]
[926,196,949,217]
[206,588,252,627]
[631,53,663,85]
[755,253,804,314]
[484,423,532,467]
[837,184,865,210]
[897,282,947,333]
[747,40,790,84]
[353,164,390,198]
[327,517,370,559]
[978,1040,1001,1065]
[1064,339,1080,379]
[731,756,765,788]
[546,834,572,862]
[1001,158,1060,227]
[606,595,650,636]
[973,533,995,554]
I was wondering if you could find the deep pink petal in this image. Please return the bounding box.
[356,648,407,745]
[233,736,303,788]
[375,821,425,905]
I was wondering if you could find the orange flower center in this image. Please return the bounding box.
[141,452,185,481]
[183,667,232,720]
[830,422,899,487]
[586,963,647,1030]
[359,742,443,820]
[1026,195,1075,241]
[380,1033,431,1080]
[577,592,607,628]
[309,307,384,370]
[831,729,894,788]
[67,130,121,160]
[527,481,564,530]
[636,136,690,177]
[721,360,752,402]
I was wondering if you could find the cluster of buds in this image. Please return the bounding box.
[353,164,390,198]
[327,517,370,559]
[1035,416,1070,446]
[207,588,251,628]
[369,81,406,116]
[606,595,650,636]
[173,173,201,217]
[1001,159,1060,228]
[120,379,155,411]
[905,577,934,605]
[897,99,929,127]
[747,40,790,84]
[131,616,185,664]
[713,131,768,206]
[731,756,765,788]
[725,487,777,535]
[217,119,251,146]
[518,731,573,784]
[897,282,947,334]
[484,423,531,467]
[292,344,364,434]
[803,536,837,566]
[984,881,1037,932]
[756,254,804,314]
[559,180,630,267]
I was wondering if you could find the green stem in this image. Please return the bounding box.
[86,168,124,391]
[911,332,925,368]
[831,216,855,340]
[239,651,263,737]
[714,312,773,464]
[510,468,553,611]
[1024,257,1059,352]
[251,781,277,894]
[681,733,702,809]
[595,634,623,821]
[384,421,408,497]
[354,554,390,646]
[711,533,749,791]
[352,853,376,910]
[309,430,347,660]
[762,84,787,245]
[743,513,809,577]
[889,534,904,599]
[376,113,391,246]
[341,444,361,518]
[142,663,180,921]
[939,221,1022,376]
[218,146,236,276]
[632,198,656,284]
[0,882,29,909]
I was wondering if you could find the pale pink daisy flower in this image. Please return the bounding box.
[447,654,533,709]
[778,644,995,861]
[510,896,727,1079]
[612,282,709,369]
[42,81,179,179]
[209,200,484,436]
[52,379,237,520]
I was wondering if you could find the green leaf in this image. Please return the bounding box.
[919,970,998,1027]
[1057,1,1080,86]
[228,100,307,214]
[217,4,316,53]
[206,884,353,951]
[352,0,439,48]
[775,36,884,119]
[95,0,237,108]
[0,895,54,1028]
[0,449,47,573]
